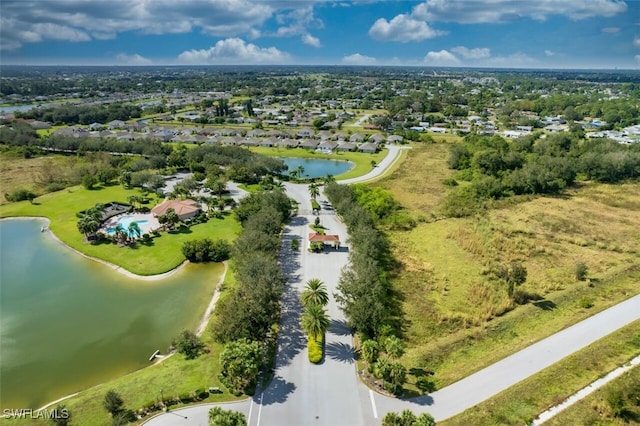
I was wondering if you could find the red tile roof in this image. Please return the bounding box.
[151,199,199,217]
[309,232,340,242]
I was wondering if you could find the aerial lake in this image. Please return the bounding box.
[281,157,353,179]
[0,219,221,409]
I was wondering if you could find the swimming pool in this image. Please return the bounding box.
[106,215,151,236]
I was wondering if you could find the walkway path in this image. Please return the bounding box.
[144,146,640,425]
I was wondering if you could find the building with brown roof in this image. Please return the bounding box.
[151,199,200,221]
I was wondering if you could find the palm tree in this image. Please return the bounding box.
[77,215,99,239]
[373,357,391,388]
[301,278,329,308]
[308,183,320,200]
[384,336,405,360]
[114,224,128,245]
[323,174,335,185]
[295,165,305,179]
[361,340,379,372]
[301,304,330,340]
[163,208,180,230]
[127,195,141,211]
[128,222,141,240]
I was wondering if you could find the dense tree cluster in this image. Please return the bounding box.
[212,190,290,343]
[182,239,231,262]
[443,133,640,217]
[324,182,398,340]
[16,103,142,125]
[352,185,415,230]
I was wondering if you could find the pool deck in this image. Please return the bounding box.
[101,212,160,235]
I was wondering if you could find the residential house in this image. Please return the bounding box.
[359,142,379,153]
[277,138,299,148]
[107,120,126,130]
[336,141,357,152]
[317,141,338,153]
[349,133,365,143]
[387,135,404,144]
[299,139,319,150]
[369,134,386,144]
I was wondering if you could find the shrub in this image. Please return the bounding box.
[291,238,299,250]
[442,177,459,186]
[182,239,232,262]
[4,188,36,203]
[172,329,205,360]
[308,333,323,364]
[575,261,588,281]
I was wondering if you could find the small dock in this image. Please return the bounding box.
[149,349,160,361]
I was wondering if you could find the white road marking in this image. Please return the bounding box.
[369,390,378,419]
[248,397,253,424]
[256,390,265,426]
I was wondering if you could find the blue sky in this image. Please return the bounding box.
[1,0,639,69]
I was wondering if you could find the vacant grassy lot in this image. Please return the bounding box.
[249,146,387,180]
[0,184,241,275]
[371,141,640,392]
[1,268,242,426]
[0,154,67,203]
[441,320,640,425]
[546,358,640,425]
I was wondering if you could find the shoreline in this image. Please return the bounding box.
[0,216,187,280]
[3,217,230,412]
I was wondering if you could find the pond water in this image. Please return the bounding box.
[0,219,221,409]
[281,157,354,179]
[0,104,52,113]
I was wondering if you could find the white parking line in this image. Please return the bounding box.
[369,389,378,419]
[248,397,253,425]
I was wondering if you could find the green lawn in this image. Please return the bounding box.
[249,146,387,180]
[0,184,241,275]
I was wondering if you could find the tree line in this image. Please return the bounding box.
[15,103,142,125]
[442,133,640,217]
[324,182,400,341]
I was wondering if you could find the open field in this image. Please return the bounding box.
[0,183,241,275]
[441,320,640,425]
[249,146,387,180]
[371,141,640,392]
[0,154,67,203]
[1,266,242,426]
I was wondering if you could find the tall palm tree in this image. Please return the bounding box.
[308,183,320,200]
[301,278,329,308]
[295,165,305,179]
[114,224,128,245]
[301,304,330,341]
[128,222,141,240]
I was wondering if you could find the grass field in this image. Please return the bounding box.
[0,183,241,275]
[1,267,243,426]
[249,146,387,180]
[0,155,64,203]
[441,320,640,425]
[546,358,640,425]
[370,141,640,394]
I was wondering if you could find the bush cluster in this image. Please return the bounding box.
[308,334,323,364]
[182,238,231,262]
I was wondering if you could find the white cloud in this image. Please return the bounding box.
[0,0,280,50]
[342,53,376,65]
[634,36,640,48]
[115,53,152,65]
[601,27,620,33]
[413,0,628,23]
[274,6,323,38]
[369,14,445,42]
[424,49,460,65]
[451,46,490,59]
[176,38,290,65]
[302,34,321,47]
[545,49,555,56]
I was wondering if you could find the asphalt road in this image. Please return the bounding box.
[144,146,640,425]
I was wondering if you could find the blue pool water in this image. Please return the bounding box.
[106,216,149,236]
